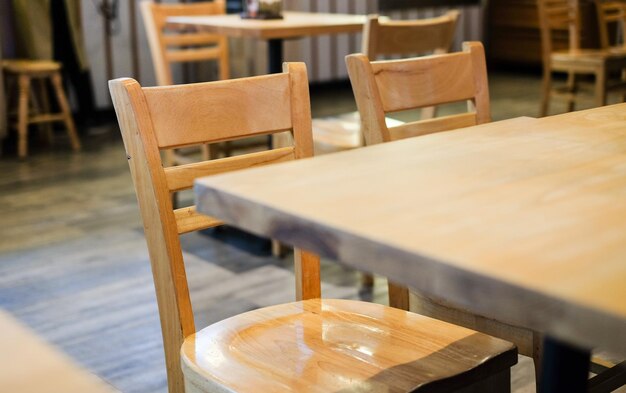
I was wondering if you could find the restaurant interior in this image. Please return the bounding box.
[1,0,625,392]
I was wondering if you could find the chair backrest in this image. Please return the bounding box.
[596,0,626,49]
[346,41,490,145]
[109,63,319,393]
[141,0,229,86]
[537,0,581,63]
[363,11,460,60]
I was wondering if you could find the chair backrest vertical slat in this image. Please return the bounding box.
[346,41,490,145]
[109,62,319,393]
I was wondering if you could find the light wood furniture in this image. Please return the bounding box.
[3,60,81,158]
[194,103,626,393]
[141,0,229,167]
[488,0,599,65]
[345,38,546,370]
[538,0,626,116]
[0,309,117,393]
[313,11,460,155]
[111,63,517,393]
[596,0,626,50]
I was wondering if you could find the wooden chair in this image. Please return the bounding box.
[538,0,626,117]
[596,1,626,50]
[110,63,517,393]
[3,60,81,158]
[313,11,459,155]
[141,0,229,166]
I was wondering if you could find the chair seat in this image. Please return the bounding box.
[312,112,404,155]
[2,60,61,74]
[551,49,626,71]
[181,299,517,392]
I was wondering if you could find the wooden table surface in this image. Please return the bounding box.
[0,309,117,392]
[168,11,366,39]
[195,104,626,354]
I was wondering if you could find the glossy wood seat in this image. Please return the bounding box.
[110,63,517,393]
[538,0,626,116]
[313,11,459,155]
[182,299,516,393]
[2,59,81,158]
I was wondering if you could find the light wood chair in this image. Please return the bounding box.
[3,60,81,158]
[110,63,517,393]
[141,0,229,166]
[313,11,460,156]
[538,0,626,117]
[596,1,626,50]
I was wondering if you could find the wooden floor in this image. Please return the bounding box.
[0,71,621,393]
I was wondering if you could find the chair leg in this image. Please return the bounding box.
[566,72,576,112]
[361,273,374,288]
[50,72,81,151]
[17,74,30,159]
[540,71,552,117]
[420,106,437,120]
[595,68,607,108]
[387,281,410,310]
[533,331,544,391]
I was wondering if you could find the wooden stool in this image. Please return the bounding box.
[3,60,81,158]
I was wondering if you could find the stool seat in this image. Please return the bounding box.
[2,60,61,74]
[182,299,517,392]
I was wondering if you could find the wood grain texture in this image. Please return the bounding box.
[347,41,490,144]
[181,299,516,393]
[167,11,366,40]
[195,105,626,355]
[143,73,292,149]
[0,309,118,393]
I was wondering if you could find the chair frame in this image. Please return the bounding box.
[538,0,626,116]
[110,63,319,393]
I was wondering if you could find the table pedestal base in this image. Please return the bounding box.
[540,336,590,393]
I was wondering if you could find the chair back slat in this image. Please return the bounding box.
[162,32,221,47]
[371,52,476,112]
[166,47,223,63]
[174,206,222,234]
[164,147,296,192]
[363,11,460,59]
[388,113,477,141]
[109,62,318,393]
[143,73,292,149]
[347,41,490,145]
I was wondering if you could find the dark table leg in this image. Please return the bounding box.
[539,335,590,393]
[268,38,284,74]
[266,38,284,148]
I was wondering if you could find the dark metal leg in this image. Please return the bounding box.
[268,38,284,74]
[267,39,284,148]
[539,335,590,393]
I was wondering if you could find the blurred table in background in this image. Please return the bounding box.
[0,309,118,393]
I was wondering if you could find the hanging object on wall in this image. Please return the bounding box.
[93,0,119,82]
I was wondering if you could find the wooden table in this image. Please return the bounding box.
[195,104,626,392]
[168,11,366,73]
[0,309,117,393]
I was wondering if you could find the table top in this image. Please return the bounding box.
[168,11,366,39]
[195,104,626,353]
[0,309,117,392]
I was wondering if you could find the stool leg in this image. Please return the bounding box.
[17,74,30,159]
[37,78,54,144]
[595,68,607,108]
[50,72,81,151]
